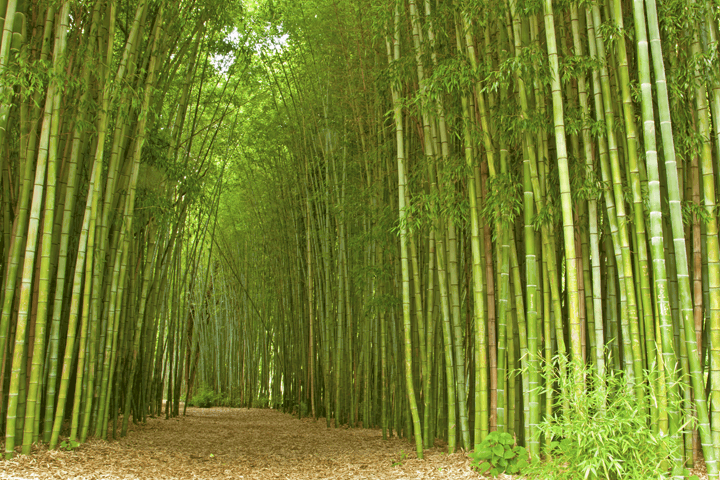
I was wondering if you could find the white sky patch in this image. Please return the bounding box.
[212,28,242,74]
[254,22,289,55]
[212,26,289,74]
[266,33,289,52]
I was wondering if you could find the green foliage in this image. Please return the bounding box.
[514,0,543,15]
[597,19,624,50]
[252,394,270,409]
[426,57,477,95]
[483,44,551,93]
[481,173,523,236]
[59,439,80,451]
[189,385,219,408]
[560,53,604,86]
[392,450,408,467]
[525,359,681,480]
[189,385,246,408]
[216,392,243,408]
[571,163,607,204]
[468,431,528,477]
[682,200,713,226]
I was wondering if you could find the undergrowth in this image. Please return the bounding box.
[187,386,278,409]
[470,359,694,479]
[468,431,527,476]
[522,359,687,480]
[188,385,243,408]
[188,385,217,408]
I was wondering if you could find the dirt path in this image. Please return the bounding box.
[0,407,482,479]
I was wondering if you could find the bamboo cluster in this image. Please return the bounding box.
[0,0,240,458]
[210,0,720,474]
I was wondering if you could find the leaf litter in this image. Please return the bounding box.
[0,407,477,479]
[0,407,710,479]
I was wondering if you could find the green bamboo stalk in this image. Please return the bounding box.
[524,13,567,371]
[323,153,333,428]
[42,4,99,442]
[96,196,130,438]
[5,3,70,456]
[698,14,720,465]
[433,202,456,450]
[523,158,539,456]
[630,0,682,470]
[456,25,488,450]
[119,4,163,434]
[422,0,467,447]
[459,16,495,439]
[387,4,422,454]
[611,0,654,402]
[424,228,436,447]
[305,156,315,418]
[48,154,99,450]
[379,241,388,439]
[0,36,36,431]
[506,229,526,431]
[588,4,638,385]
[4,82,51,457]
[333,154,344,428]
[21,2,70,452]
[688,21,720,473]
[445,215,469,449]
[408,227,426,420]
[0,0,19,163]
[496,211,510,434]
[406,0,438,446]
[70,182,99,441]
[568,4,604,377]
[542,0,581,372]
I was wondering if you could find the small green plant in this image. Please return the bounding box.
[524,358,684,480]
[59,439,80,451]
[468,431,528,477]
[189,385,218,408]
[392,450,408,467]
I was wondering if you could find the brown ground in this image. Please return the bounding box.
[0,407,483,479]
[0,407,710,479]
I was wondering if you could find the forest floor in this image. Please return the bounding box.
[0,406,482,479]
[0,406,711,480]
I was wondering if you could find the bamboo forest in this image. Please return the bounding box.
[0,0,719,478]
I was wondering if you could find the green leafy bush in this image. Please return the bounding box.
[189,385,218,408]
[468,431,528,477]
[525,359,683,480]
[59,439,80,451]
[252,394,270,408]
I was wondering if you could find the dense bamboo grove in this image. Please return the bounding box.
[0,0,246,459]
[202,0,720,476]
[2,0,720,477]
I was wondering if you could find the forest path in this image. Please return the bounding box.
[1,407,484,479]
